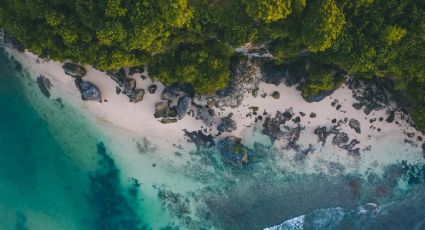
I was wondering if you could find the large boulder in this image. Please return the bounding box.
[196,107,214,126]
[176,96,191,119]
[154,101,177,118]
[217,136,252,167]
[128,89,145,103]
[75,79,101,101]
[349,119,361,134]
[63,63,86,78]
[217,117,237,133]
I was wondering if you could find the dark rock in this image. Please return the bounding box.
[75,79,101,101]
[260,93,267,98]
[349,119,361,134]
[107,68,127,86]
[293,116,301,123]
[3,33,25,52]
[300,112,306,117]
[347,148,360,157]
[342,139,360,151]
[252,88,259,97]
[161,118,178,124]
[129,66,144,75]
[271,91,280,99]
[196,107,213,126]
[154,101,177,118]
[148,85,157,94]
[314,126,330,145]
[183,130,215,148]
[36,75,52,98]
[422,143,425,157]
[63,63,86,78]
[352,103,363,110]
[249,106,259,112]
[161,87,178,102]
[176,96,191,119]
[386,110,395,123]
[348,77,388,114]
[304,90,335,103]
[336,104,342,110]
[331,119,337,123]
[217,136,252,167]
[128,88,145,103]
[332,132,349,147]
[310,112,317,118]
[263,110,303,149]
[217,117,237,133]
[115,87,121,95]
[122,79,136,94]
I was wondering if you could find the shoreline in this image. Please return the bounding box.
[6,47,425,172]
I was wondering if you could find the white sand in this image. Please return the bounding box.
[6,47,425,177]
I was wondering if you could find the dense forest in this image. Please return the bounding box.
[1,0,425,130]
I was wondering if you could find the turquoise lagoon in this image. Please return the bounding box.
[0,48,425,230]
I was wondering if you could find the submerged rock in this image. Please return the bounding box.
[36,75,52,98]
[332,132,349,147]
[176,96,191,119]
[349,119,361,134]
[217,116,237,133]
[217,136,252,167]
[63,63,86,78]
[75,79,101,101]
[183,130,215,148]
[154,101,177,118]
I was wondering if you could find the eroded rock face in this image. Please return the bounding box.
[217,117,237,133]
[63,63,86,78]
[217,136,252,167]
[75,79,101,101]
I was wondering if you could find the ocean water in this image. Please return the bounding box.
[1,47,425,230]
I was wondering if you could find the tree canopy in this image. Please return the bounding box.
[1,0,425,129]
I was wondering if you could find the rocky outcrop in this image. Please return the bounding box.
[348,77,389,114]
[75,79,101,101]
[107,68,144,103]
[154,101,177,118]
[176,96,191,119]
[161,118,177,124]
[271,91,280,99]
[196,107,214,126]
[304,90,335,103]
[128,66,144,75]
[332,132,349,147]
[217,136,252,167]
[263,110,303,149]
[63,63,86,78]
[128,89,145,103]
[349,119,361,134]
[217,116,237,133]
[183,130,215,148]
[36,75,52,98]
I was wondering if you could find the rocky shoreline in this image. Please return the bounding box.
[38,50,423,168]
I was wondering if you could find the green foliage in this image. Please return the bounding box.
[1,0,425,130]
[150,42,232,94]
[300,62,342,97]
[301,0,345,52]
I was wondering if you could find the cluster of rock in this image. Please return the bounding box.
[263,109,304,150]
[153,87,192,124]
[348,77,389,114]
[107,68,144,103]
[63,63,101,102]
[217,136,253,167]
[314,119,362,157]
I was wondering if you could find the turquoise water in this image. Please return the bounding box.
[0,48,425,230]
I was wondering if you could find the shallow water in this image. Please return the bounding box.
[0,48,424,230]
